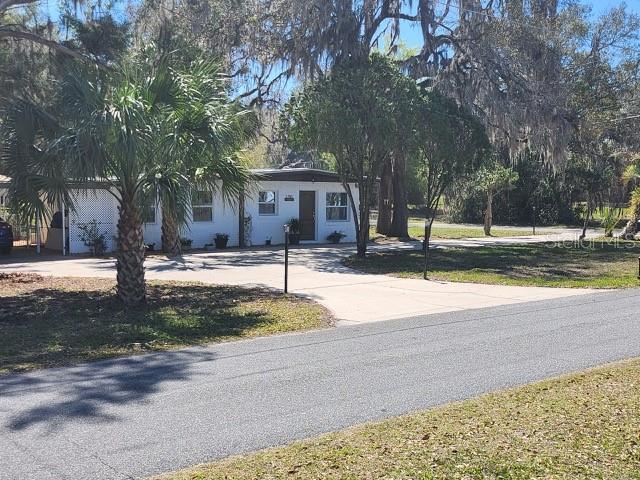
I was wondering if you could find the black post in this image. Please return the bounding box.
[284,230,289,293]
[532,205,537,236]
[637,256,640,280]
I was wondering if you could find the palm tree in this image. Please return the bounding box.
[148,60,256,256]
[621,157,640,238]
[0,51,255,306]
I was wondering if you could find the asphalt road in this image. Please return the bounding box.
[1,289,640,479]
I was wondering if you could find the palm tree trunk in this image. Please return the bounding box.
[116,200,146,306]
[484,191,493,236]
[161,208,182,256]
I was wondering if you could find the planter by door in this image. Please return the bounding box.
[299,191,316,241]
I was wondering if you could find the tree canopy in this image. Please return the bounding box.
[282,54,418,256]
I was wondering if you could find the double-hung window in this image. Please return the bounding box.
[258,191,277,215]
[142,193,157,224]
[326,192,348,221]
[192,190,213,222]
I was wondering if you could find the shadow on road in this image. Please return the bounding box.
[3,349,216,431]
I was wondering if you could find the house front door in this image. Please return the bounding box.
[299,191,316,241]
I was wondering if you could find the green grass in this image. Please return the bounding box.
[0,274,332,374]
[408,225,535,239]
[370,224,535,240]
[155,358,640,480]
[345,239,640,288]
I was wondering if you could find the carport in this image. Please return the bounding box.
[0,175,68,257]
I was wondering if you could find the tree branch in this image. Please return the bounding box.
[0,28,105,66]
[0,0,38,14]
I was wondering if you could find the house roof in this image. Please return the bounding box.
[0,169,346,187]
[253,168,343,183]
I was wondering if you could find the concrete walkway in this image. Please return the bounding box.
[0,231,598,325]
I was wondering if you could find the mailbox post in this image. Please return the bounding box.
[284,224,290,293]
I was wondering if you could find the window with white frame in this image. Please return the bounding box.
[326,192,348,221]
[258,191,277,215]
[141,193,157,224]
[192,190,213,222]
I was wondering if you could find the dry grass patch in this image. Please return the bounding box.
[155,358,640,480]
[0,275,332,374]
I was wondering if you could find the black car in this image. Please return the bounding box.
[0,217,13,254]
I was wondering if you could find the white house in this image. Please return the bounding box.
[0,169,360,254]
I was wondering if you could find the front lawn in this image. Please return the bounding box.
[156,358,640,479]
[408,225,535,239]
[0,274,332,374]
[345,239,640,288]
[370,224,536,240]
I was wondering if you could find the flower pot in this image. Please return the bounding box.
[288,233,301,245]
[215,237,229,249]
[265,239,272,246]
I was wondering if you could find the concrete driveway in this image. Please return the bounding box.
[0,234,596,325]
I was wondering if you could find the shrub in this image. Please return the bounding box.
[327,230,346,244]
[599,207,622,237]
[287,218,301,233]
[77,220,107,256]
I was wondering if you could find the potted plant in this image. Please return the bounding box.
[214,233,230,249]
[180,237,193,250]
[287,218,301,245]
[327,230,346,244]
[145,242,156,252]
[265,236,272,246]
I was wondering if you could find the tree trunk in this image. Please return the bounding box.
[580,201,591,240]
[344,180,368,258]
[423,216,434,280]
[376,158,393,235]
[357,185,371,258]
[161,208,182,256]
[116,200,146,306]
[484,191,493,236]
[390,152,409,238]
[357,197,370,258]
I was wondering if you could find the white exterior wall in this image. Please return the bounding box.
[246,180,359,246]
[183,200,240,248]
[68,189,119,254]
[66,179,360,254]
[139,198,240,250]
